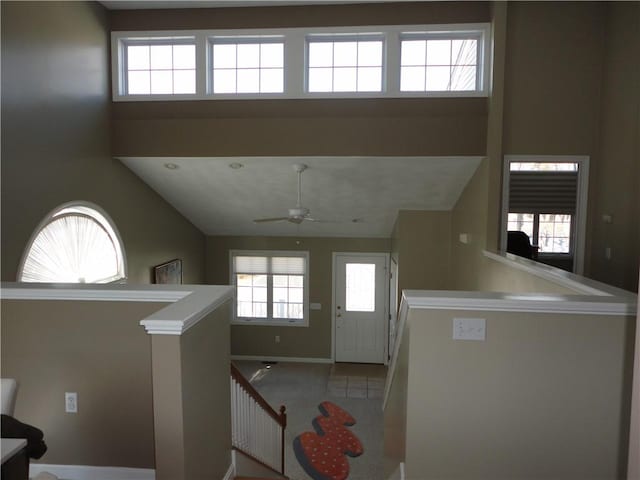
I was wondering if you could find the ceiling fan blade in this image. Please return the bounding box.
[253,217,290,223]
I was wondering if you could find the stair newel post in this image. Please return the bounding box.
[280,405,287,474]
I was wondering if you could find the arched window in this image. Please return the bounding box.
[18,202,127,283]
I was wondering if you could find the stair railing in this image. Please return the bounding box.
[230,363,287,475]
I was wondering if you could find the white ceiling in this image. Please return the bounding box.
[119,156,482,238]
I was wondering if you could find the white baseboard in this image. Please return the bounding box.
[30,464,155,480]
[231,354,333,364]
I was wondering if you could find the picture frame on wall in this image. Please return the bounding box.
[154,259,183,284]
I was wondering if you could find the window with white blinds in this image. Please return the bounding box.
[507,161,579,255]
[231,251,309,326]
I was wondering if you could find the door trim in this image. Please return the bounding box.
[331,252,390,365]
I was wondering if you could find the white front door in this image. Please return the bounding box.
[334,253,388,364]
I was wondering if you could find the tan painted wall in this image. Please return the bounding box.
[109,2,489,159]
[109,1,490,31]
[0,299,166,468]
[181,302,232,480]
[451,159,490,290]
[206,235,390,359]
[589,2,640,292]
[502,1,639,292]
[400,307,634,479]
[0,1,206,284]
[394,211,453,294]
[149,302,232,480]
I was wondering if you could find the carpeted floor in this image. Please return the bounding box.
[234,361,387,480]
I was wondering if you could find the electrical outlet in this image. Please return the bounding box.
[65,392,78,413]
[453,318,486,341]
[275,335,280,343]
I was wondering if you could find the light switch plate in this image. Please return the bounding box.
[453,318,486,341]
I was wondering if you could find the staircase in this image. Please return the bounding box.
[230,363,289,480]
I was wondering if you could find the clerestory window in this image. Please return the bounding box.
[112,23,489,100]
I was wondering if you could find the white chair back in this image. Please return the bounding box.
[1,378,18,416]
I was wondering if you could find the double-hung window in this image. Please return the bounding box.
[231,250,309,326]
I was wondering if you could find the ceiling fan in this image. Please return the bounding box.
[253,163,321,224]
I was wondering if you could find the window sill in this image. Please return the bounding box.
[232,318,308,327]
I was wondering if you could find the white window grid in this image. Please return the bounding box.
[306,35,385,93]
[112,24,489,101]
[230,250,309,326]
[399,32,482,92]
[121,37,197,95]
[209,36,285,94]
[508,212,573,254]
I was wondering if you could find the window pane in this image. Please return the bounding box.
[507,213,534,240]
[253,286,267,302]
[173,70,196,94]
[260,68,284,93]
[173,44,196,69]
[308,67,332,92]
[237,274,252,286]
[452,39,477,66]
[334,41,357,67]
[260,43,284,68]
[288,303,304,319]
[237,68,260,93]
[238,302,253,317]
[289,275,303,287]
[127,45,150,70]
[253,274,267,287]
[273,303,287,318]
[150,70,173,94]
[425,66,450,91]
[289,287,303,303]
[401,40,426,66]
[333,67,357,92]
[346,263,376,312]
[426,40,451,65]
[150,45,173,69]
[213,69,236,93]
[357,67,382,92]
[237,286,252,301]
[273,287,288,302]
[273,275,288,287]
[237,43,260,68]
[213,44,236,68]
[358,41,382,67]
[253,302,267,317]
[539,214,572,253]
[128,71,150,94]
[400,66,425,91]
[450,65,476,91]
[308,42,333,67]
[510,162,578,172]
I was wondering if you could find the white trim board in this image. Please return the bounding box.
[30,464,154,480]
[0,282,234,336]
[231,355,333,364]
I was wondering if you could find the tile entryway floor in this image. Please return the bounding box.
[233,361,387,480]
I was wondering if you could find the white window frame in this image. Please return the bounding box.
[229,250,310,327]
[501,155,590,274]
[111,23,489,101]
